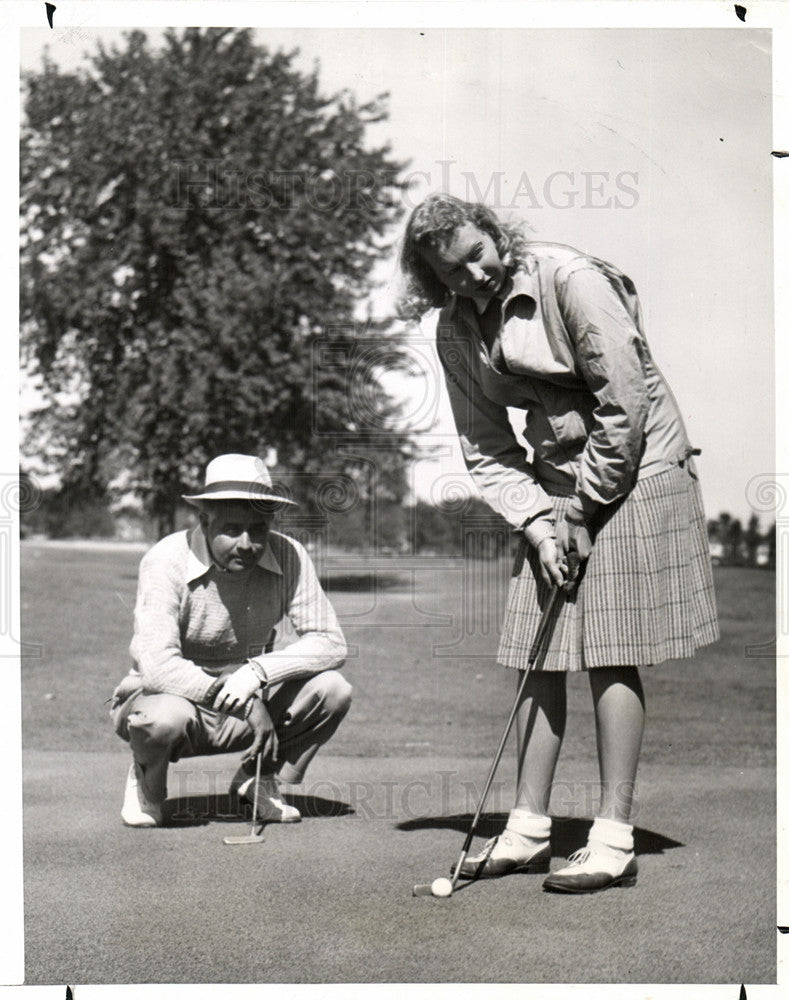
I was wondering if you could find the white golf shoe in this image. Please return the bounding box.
[121,761,163,828]
[457,833,551,878]
[543,843,637,893]
[229,766,301,823]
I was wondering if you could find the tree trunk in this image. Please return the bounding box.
[156,505,176,539]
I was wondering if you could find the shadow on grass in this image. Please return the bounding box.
[397,813,683,856]
[164,791,355,827]
[318,572,408,592]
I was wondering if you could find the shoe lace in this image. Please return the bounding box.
[564,847,592,868]
[480,837,499,857]
[464,837,498,864]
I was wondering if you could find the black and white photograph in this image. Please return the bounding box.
[4,1,787,994]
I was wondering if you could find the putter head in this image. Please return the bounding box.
[223,833,265,845]
[412,883,435,896]
[412,878,454,898]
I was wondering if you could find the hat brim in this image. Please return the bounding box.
[182,488,297,507]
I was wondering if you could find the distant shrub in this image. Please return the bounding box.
[21,486,116,539]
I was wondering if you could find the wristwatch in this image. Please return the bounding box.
[247,659,270,700]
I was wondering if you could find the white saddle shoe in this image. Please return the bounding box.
[230,767,301,823]
[121,761,163,828]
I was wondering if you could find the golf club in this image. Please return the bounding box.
[413,555,579,897]
[223,749,265,845]
[222,628,276,846]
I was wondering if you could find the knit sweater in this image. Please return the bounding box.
[127,525,346,704]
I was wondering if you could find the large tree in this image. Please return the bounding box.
[21,28,411,534]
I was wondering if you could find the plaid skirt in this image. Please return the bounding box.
[497,461,720,671]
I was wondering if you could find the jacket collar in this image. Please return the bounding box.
[444,261,539,321]
[186,524,283,583]
[500,262,539,307]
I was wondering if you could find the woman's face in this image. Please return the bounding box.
[420,222,506,303]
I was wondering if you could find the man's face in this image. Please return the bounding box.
[200,501,276,572]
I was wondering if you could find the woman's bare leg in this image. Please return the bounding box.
[514,671,567,814]
[588,666,645,823]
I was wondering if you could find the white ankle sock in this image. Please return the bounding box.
[588,816,634,853]
[505,808,551,843]
[236,773,276,799]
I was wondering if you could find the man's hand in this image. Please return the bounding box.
[213,662,261,715]
[242,697,279,765]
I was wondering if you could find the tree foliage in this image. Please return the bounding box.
[707,511,774,567]
[21,28,411,534]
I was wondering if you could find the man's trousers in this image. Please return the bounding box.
[112,671,352,801]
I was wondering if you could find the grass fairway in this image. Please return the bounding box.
[21,542,775,770]
[20,541,776,985]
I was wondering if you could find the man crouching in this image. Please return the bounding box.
[109,453,351,828]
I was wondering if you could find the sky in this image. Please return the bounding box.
[17,23,777,524]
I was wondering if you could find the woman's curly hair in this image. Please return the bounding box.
[397,193,532,321]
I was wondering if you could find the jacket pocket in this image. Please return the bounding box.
[542,388,594,449]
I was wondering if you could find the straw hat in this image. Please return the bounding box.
[182,454,297,506]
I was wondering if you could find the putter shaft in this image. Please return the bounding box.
[224,748,264,846]
[221,636,276,848]
[414,560,581,896]
[448,583,566,887]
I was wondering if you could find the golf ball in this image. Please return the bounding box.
[431,877,453,897]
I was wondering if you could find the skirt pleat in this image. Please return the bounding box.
[497,461,720,671]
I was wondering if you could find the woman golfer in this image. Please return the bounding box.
[398,193,718,893]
